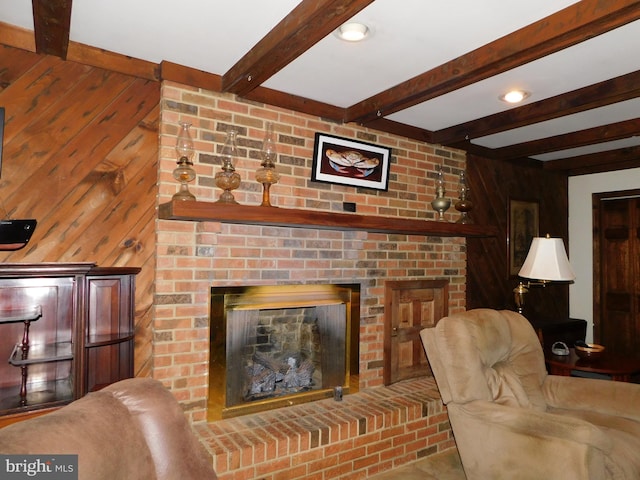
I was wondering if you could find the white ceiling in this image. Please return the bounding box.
[1,0,640,168]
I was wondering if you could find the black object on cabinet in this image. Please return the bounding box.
[0,263,140,415]
[530,318,588,350]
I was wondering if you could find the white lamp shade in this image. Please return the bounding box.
[518,236,575,281]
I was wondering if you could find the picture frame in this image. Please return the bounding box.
[311,133,391,191]
[508,198,539,276]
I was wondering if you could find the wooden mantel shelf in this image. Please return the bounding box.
[158,200,498,237]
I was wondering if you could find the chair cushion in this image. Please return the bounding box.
[488,361,537,408]
[430,308,548,410]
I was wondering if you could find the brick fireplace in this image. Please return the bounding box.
[154,83,467,477]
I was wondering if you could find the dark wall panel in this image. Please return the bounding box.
[466,154,570,323]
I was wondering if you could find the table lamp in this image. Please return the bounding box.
[513,234,575,314]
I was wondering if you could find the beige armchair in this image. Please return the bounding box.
[420,308,640,480]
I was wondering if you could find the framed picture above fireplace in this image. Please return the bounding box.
[311,133,391,191]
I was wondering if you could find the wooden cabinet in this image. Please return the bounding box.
[83,271,138,394]
[0,263,140,416]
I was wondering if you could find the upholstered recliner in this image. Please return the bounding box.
[420,308,640,480]
[0,378,216,480]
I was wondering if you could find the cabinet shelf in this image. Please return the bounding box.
[158,200,498,238]
[0,305,42,324]
[0,378,73,413]
[86,333,135,348]
[9,342,73,366]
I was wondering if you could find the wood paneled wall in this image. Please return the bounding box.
[466,154,570,322]
[0,44,569,387]
[0,45,158,377]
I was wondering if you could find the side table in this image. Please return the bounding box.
[545,347,640,382]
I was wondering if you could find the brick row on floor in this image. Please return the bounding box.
[194,376,456,480]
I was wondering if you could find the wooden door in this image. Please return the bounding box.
[594,194,640,354]
[384,279,448,385]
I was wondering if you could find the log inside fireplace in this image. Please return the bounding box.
[209,284,360,421]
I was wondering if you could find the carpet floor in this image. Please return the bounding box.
[369,449,466,480]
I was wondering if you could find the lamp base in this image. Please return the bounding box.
[513,282,529,314]
[172,184,195,201]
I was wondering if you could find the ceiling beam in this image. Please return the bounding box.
[544,145,640,176]
[221,0,374,96]
[433,70,640,146]
[245,85,345,120]
[489,119,640,161]
[32,0,72,59]
[452,141,545,170]
[364,118,435,144]
[345,0,640,124]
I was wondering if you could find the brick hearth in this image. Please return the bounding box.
[194,377,454,480]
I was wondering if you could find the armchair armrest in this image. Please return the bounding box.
[456,400,611,450]
[543,375,640,421]
[448,401,611,480]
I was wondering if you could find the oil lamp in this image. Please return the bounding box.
[172,122,196,201]
[454,171,473,224]
[255,122,280,207]
[430,164,451,221]
[215,129,241,204]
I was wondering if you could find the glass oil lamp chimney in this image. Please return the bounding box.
[430,164,451,221]
[215,129,241,204]
[454,171,473,224]
[255,122,280,207]
[172,122,196,201]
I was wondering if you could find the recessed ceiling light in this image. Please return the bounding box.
[499,90,530,104]
[336,22,369,42]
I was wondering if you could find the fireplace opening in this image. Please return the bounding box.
[209,284,360,421]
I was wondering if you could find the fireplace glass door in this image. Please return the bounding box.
[209,284,360,420]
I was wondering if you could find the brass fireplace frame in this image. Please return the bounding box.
[209,283,360,421]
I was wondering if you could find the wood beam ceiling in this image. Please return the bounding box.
[544,145,640,175]
[433,70,640,146]
[491,119,640,161]
[11,0,640,176]
[345,0,640,124]
[221,0,374,96]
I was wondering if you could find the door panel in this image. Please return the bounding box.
[384,279,448,385]
[597,196,640,354]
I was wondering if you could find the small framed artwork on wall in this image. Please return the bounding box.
[508,198,539,276]
[311,133,391,191]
